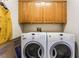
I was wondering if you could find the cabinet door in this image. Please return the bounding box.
[19,2,30,23]
[21,2,43,23]
[62,2,67,23]
[55,2,67,23]
[43,2,67,24]
[43,2,56,23]
[19,2,25,23]
[55,2,63,23]
[27,2,43,23]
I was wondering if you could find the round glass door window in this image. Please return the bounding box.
[50,42,72,58]
[23,41,44,58]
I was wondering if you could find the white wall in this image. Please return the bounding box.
[64,0,79,57]
[23,24,63,32]
[1,0,22,39]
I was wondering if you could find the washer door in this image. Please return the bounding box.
[50,42,72,58]
[23,41,44,58]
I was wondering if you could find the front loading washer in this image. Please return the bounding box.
[21,32,47,58]
[47,33,75,58]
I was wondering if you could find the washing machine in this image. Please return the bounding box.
[21,32,47,58]
[47,33,75,58]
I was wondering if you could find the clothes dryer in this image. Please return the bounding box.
[47,33,75,58]
[21,32,47,58]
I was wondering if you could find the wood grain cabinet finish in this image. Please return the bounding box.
[53,0,66,1]
[26,2,43,23]
[19,0,67,2]
[19,0,67,24]
[43,2,67,23]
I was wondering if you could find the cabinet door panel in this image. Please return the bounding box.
[43,2,67,23]
[43,2,56,23]
[24,2,43,23]
[23,2,30,23]
[19,2,25,23]
[55,2,63,23]
[55,2,67,23]
[62,2,67,23]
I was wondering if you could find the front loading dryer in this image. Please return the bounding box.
[21,32,47,58]
[47,33,75,58]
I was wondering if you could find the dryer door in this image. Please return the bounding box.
[23,41,44,58]
[50,42,72,58]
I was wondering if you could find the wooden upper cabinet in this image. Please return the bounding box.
[19,1,67,24]
[19,0,67,2]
